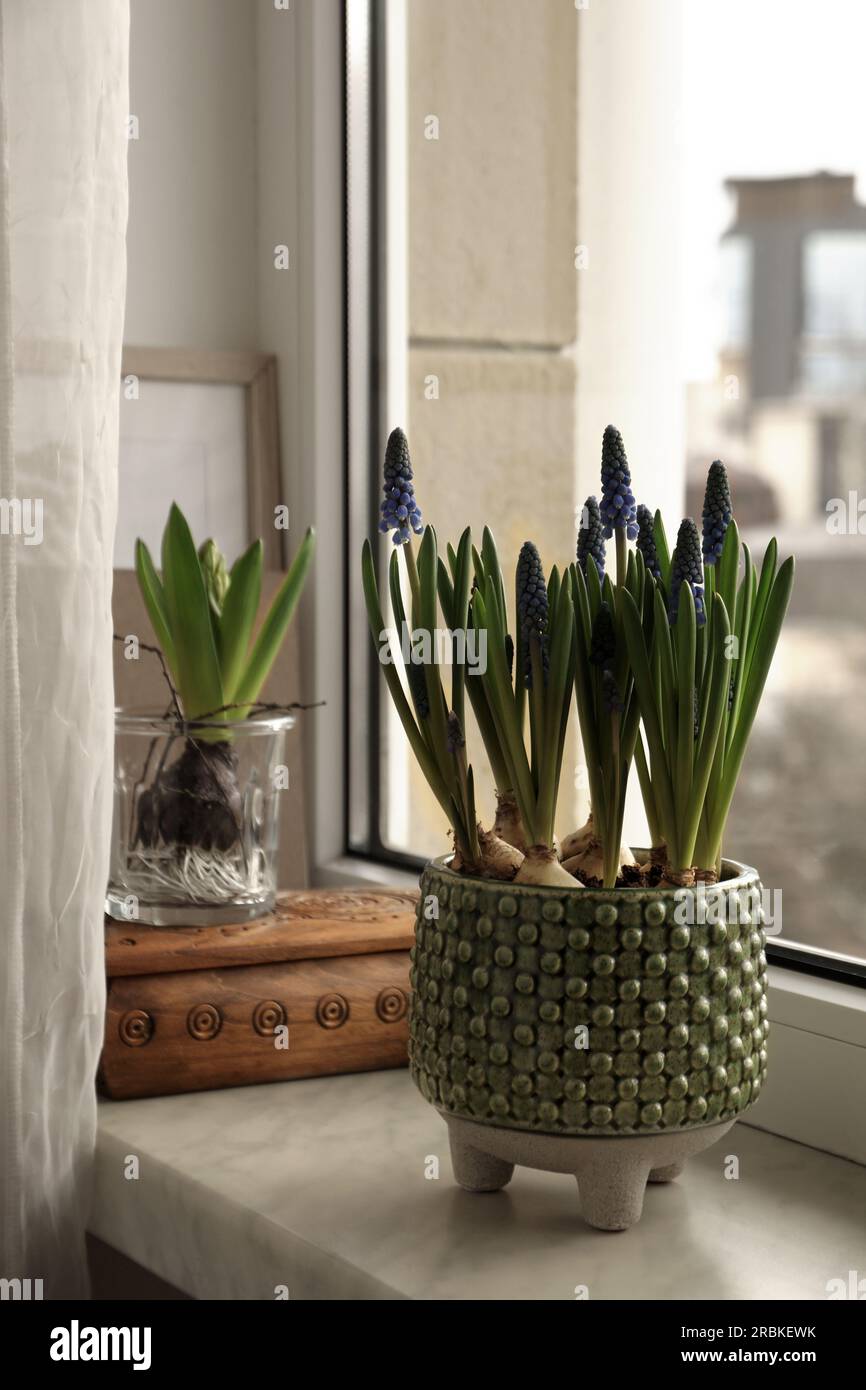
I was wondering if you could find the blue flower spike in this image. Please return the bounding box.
[576,496,606,580]
[600,425,638,541]
[516,540,549,689]
[635,503,662,581]
[446,710,465,754]
[668,518,706,627]
[589,602,622,713]
[589,601,616,669]
[379,426,423,545]
[702,460,732,566]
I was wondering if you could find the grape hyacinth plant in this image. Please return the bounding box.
[668,518,706,627]
[576,495,606,581]
[438,527,527,855]
[362,431,522,880]
[360,425,794,896]
[693,480,794,878]
[379,426,424,544]
[559,428,649,886]
[622,463,793,885]
[471,538,576,885]
[562,509,641,885]
[702,459,733,566]
[600,423,638,586]
[621,572,731,887]
[635,503,662,581]
[516,541,551,691]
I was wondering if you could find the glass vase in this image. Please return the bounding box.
[107,709,294,927]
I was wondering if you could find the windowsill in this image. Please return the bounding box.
[90,1068,866,1300]
[91,864,866,1296]
[747,965,866,1165]
[312,853,421,891]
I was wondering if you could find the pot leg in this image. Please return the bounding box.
[576,1157,650,1231]
[447,1128,514,1192]
[648,1160,686,1184]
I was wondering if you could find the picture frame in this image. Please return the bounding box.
[117,346,285,570]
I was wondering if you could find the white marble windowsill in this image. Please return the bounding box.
[91,1069,866,1301]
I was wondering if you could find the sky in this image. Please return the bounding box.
[680,0,866,378]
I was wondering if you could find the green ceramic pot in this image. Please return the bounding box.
[408,854,769,1139]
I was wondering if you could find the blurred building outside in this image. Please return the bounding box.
[689,171,866,962]
[687,171,866,541]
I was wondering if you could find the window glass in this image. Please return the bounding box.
[356,0,866,967]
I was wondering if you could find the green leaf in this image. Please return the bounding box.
[538,584,574,843]
[465,593,512,793]
[160,503,225,721]
[674,582,696,829]
[653,509,671,586]
[726,542,753,751]
[476,582,537,840]
[392,550,432,734]
[572,591,606,835]
[682,593,731,866]
[450,527,472,727]
[717,520,740,636]
[620,587,677,856]
[471,544,485,587]
[652,584,676,757]
[572,561,591,645]
[360,540,453,817]
[634,733,660,846]
[708,557,795,853]
[742,536,777,691]
[482,527,507,617]
[724,558,795,790]
[417,526,452,773]
[134,538,178,684]
[548,565,561,629]
[625,548,637,597]
[437,557,455,625]
[234,527,315,711]
[218,539,263,703]
[554,610,576,810]
[390,547,408,631]
[586,548,603,619]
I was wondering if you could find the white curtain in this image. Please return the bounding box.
[0,1,128,1297]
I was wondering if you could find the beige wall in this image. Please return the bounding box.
[124,0,259,350]
[408,0,578,347]
[402,0,582,854]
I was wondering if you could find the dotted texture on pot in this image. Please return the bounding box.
[408,859,769,1137]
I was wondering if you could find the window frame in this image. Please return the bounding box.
[330,3,866,1162]
[344,0,419,873]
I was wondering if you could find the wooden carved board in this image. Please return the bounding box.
[100,889,420,1100]
[105,889,418,975]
